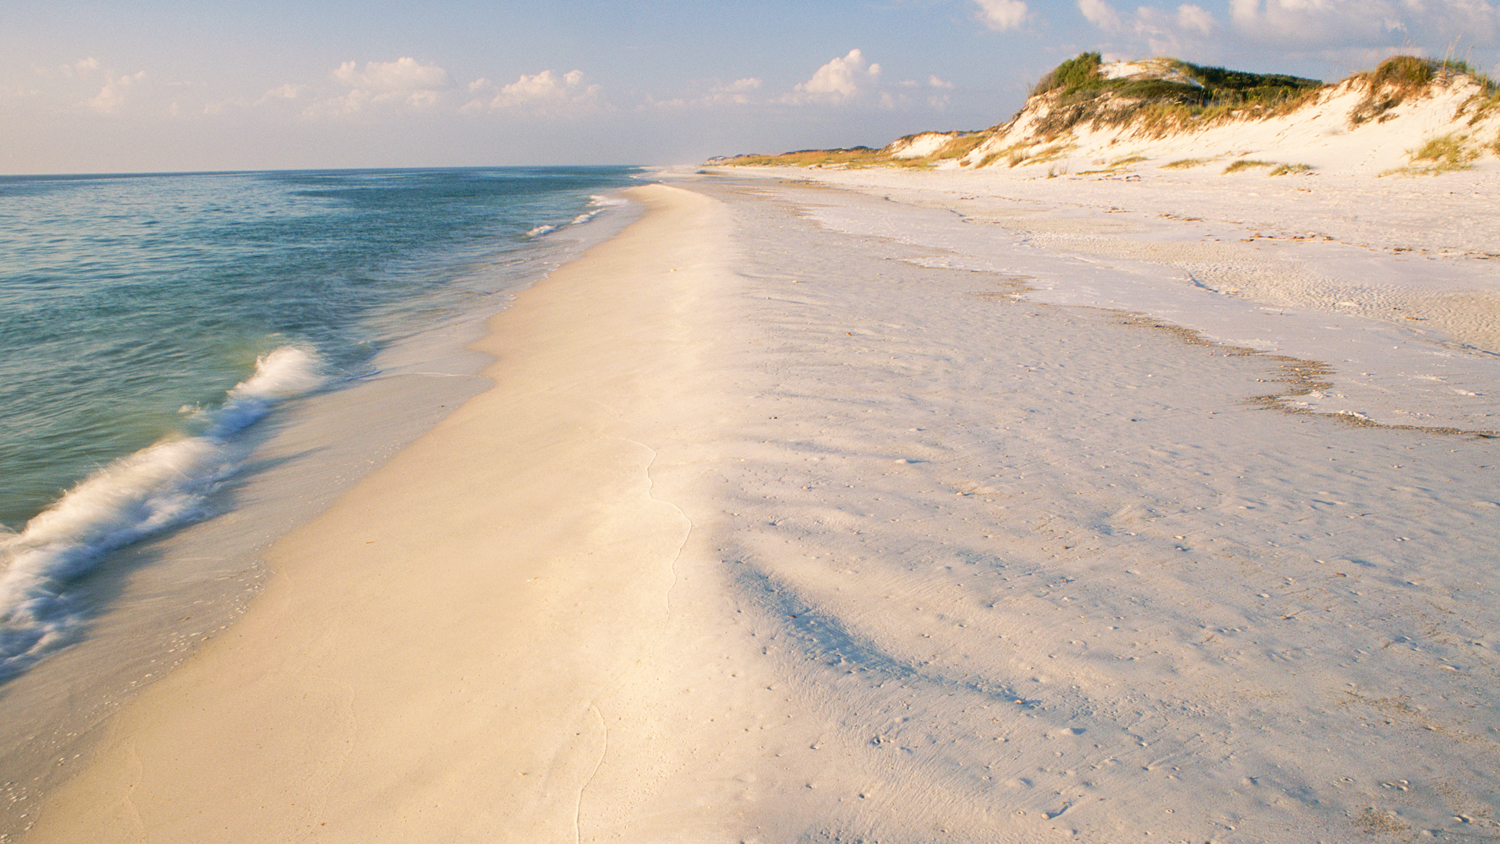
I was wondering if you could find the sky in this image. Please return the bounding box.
[3,0,1498,174]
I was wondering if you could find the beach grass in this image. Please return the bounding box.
[712,147,887,168]
[1023,52,1324,142]
[1224,158,1275,173]
[1381,131,1485,175]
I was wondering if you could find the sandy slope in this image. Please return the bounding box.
[20,174,1500,843]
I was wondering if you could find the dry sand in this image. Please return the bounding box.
[18,173,1500,843]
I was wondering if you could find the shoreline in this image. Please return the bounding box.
[17,173,1500,842]
[0,183,641,835]
[22,183,716,841]
[9,185,672,842]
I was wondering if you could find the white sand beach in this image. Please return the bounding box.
[16,164,1500,843]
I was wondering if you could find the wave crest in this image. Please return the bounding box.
[0,346,325,679]
[528,194,630,238]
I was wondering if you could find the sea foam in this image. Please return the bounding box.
[572,194,630,225]
[529,195,631,237]
[0,346,325,678]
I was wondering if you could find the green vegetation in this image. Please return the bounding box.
[1351,56,1433,123]
[1381,132,1485,176]
[1223,159,1274,173]
[1033,53,1321,104]
[931,132,988,161]
[1028,142,1073,164]
[1077,154,1150,175]
[1221,160,1314,175]
[1032,52,1104,95]
[1412,133,1481,171]
[1353,55,1500,124]
[975,141,1076,170]
[1372,55,1434,88]
[710,130,990,170]
[708,52,1499,172]
[1469,83,1500,122]
[711,147,885,168]
[972,140,1028,169]
[1022,53,1324,140]
[1414,133,1478,165]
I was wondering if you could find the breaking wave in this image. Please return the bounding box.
[0,346,325,679]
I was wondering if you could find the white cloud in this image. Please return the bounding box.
[776,51,956,111]
[1077,0,1219,51]
[645,77,766,109]
[59,57,100,79]
[927,75,956,108]
[1229,0,1500,46]
[259,83,306,104]
[721,77,763,93]
[789,49,882,104]
[27,58,168,116]
[87,70,147,112]
[333,57,450,95]
[1230,0,1261,26]
[204,83,307,116]
[973,0,1031,30]
[702,77,763,105]
[1176,3,1217,34]
[464,69,603,113]
[1079,0,1125,30]
[321,57,453,113]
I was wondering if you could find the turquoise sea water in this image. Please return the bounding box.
[0,167,641,681]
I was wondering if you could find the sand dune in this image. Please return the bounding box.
[947,57,1500,179]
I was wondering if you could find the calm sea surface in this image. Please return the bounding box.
[0,166,642,682]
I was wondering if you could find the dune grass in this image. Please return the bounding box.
[932,133,988,161]
[1352,55,1500,125]
[1222,160,1314,175]
[1412,133,1482,171]
[1024,52,1324,141]
[711,148,887,168]
[1380,131,1485,176]
[1224,159,1274,173]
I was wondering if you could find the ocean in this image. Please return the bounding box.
[0,167,642,805]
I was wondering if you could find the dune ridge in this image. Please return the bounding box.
[714,54,1500,178]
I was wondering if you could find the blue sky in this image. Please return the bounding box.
[4,0,1497,174]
